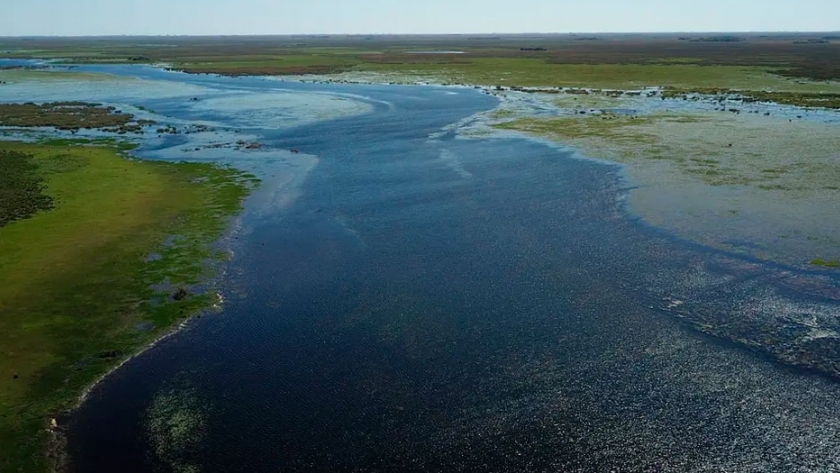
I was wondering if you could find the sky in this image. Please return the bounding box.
[2,0,839,36]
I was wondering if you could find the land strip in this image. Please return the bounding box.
[0,140,254,472]
[4,34,840,105]
[0,102,155,133]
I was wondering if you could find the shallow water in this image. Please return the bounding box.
[4,64,840,471]
[405,50,466,54]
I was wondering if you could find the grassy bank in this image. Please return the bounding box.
[0,141,255,472]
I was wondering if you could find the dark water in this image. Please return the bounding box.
[63,69,840,472]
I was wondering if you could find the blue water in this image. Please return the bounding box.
[0,58,45,67]
[7,65,836,471]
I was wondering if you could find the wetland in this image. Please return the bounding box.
[1,34,840,472]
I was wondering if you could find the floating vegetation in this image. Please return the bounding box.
[145,385,208,473]
[811,259,840,268]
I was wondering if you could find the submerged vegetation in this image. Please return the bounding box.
[494,111,840,191]
[0,102,154,133]
[0,141,255,472]
[487,93,840,272]
[145,384,208,473]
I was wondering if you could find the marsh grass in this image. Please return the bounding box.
[0,102,154,133]
[0,150,54,227]
[138,51,840,104]
[495,113,840,189]
[811,259,840,268]
[663,87,840,109]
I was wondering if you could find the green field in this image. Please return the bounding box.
[0,141,254,472]
[166,55,840,99]
[358,60,840,92]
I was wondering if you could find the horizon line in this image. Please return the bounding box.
[2,30,840,39]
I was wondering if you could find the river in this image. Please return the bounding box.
[3,63,840,471]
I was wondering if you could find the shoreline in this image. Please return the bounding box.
[0,134,256,471]
[45,196,251,473]
[46,295,210,471]
[48,290,231,473]
[437,85,840,269]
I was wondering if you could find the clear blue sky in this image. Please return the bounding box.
[3,0,839,36]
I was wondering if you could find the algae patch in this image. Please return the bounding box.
[146,385,209,473]
[811,259,840,268]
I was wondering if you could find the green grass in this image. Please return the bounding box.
[810,259,840,268]
[37,137,136,150]
[175,54,358,76]
[663,87,840,109]
[495,115,660,145]
[0,150,54,227]
[163,54,840,101]
[0,141,255,472]
[361,60,840,91]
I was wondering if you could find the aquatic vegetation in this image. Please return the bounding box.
[0,141,254,472]
[0,102,154,133]
[553,92,634,110]
[663,87,840,109]
[811,259,840,268]
[491,108,840,269]
[487,108,516,119]
[495,112,840,190]
[146,386,208,473]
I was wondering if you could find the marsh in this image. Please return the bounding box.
[3,32,840,472]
